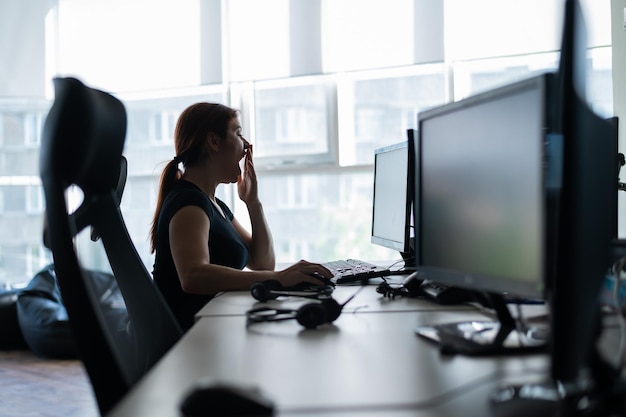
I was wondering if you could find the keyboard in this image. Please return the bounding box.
[322,259,391,284]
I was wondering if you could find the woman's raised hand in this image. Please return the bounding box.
[237,144,259,204]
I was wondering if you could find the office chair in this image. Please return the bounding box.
[39,77,183,415]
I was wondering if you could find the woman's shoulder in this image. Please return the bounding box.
[170,180,205,196]
[164,180,211,210]
[214,197,234,220]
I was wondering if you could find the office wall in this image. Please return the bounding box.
[612,0,626,236]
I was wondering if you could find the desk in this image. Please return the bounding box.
[107,286,555,417]
[195,284,475,318]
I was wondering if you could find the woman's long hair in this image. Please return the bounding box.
[150,102,238,252]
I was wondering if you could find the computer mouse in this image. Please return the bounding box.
[286,280,334,291]
[179,381,275,416]
[308,272,335,286]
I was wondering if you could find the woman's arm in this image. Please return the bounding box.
[169,205,270,294]
[169,205,330,294]
[235,144,276,271]
[232,203,275,271]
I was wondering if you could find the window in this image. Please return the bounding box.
[338,65,447,166]
[0,186,25,213]
[149,111,177,145]
[26,244,52,280]
[452,52,560,101]
[0,113,22,147]
[587,47,613,118]
[26,185,44,213]
[225,0,290,81]
[121,86,227,175]
[24,112,45,147]
[0,111,45,148]
[0,0,616,285]
[54,0,203,92]
[251,77,335,167]
[322,0,415,72]
[444,0,563,61]
[258,170,398,264]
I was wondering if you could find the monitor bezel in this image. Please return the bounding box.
[414,73,557,301]
[370,140,412,254]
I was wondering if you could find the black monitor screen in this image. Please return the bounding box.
[417,74,556,300]
[371,141,411,253]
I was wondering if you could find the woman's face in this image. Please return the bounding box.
[222,117,249,183]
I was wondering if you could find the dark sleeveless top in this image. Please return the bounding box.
[153,180,249,330]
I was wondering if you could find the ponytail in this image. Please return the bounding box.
[149,159,182,253]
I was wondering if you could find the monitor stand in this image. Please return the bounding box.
[399,237,416,274]
[490,346,626,416]
[489,381,564,416]
[414,292,548,356]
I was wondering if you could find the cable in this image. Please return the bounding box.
[385,258,416,275]
[376,278,408,299]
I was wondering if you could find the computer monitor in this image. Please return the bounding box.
[549,0,617,388]
[489,1,621,413]
[414,0,622,413]
[371,132,414,261]
[507,0,619,413]
[413,73,558,355]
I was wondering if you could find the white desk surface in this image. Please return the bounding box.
[195,284,475,319]
[107,298,550,417]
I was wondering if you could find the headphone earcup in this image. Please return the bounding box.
[250,280,281,302]
[296,303,327,329]
[320,298,342,322]
[295,299,342,329]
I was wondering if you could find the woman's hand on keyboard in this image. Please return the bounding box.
[274,260,334,287]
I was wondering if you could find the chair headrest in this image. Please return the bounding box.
[40,77,127,196]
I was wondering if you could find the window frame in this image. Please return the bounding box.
[237,75,339,170]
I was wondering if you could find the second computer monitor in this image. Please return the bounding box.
[371,138,413,256]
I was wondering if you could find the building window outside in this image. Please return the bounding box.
[26,244,51,280]
[258,170,399,264]
[0,186,25,213]
[0,0,615,285]
[149,111,177,145]
[24,112,45,147]
[338,66,448,166]
[252,77,336,167]
[1,112,28,147]
[26,185,44,213]
[451,52,560,101]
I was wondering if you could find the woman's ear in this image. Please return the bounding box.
[206,132,221,152]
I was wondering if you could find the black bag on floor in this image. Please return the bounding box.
[0,287,28,350]
[17,264,128,359]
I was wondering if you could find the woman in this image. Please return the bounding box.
[150,102,332,330]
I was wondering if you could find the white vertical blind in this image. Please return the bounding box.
[321,0,415,72]
[55,0,202,92]
[225,0,290,81]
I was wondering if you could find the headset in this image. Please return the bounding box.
[246,288,361,329]
[250,279,334,302]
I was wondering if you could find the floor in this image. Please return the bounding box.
[0,349,99,417]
